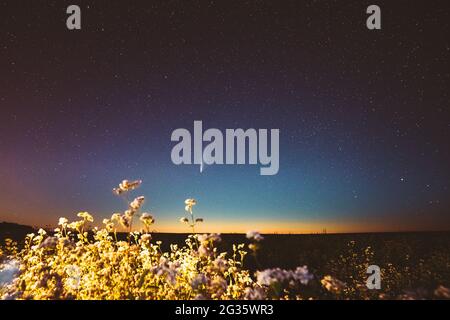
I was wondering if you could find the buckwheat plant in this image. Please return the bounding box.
[180,198,203,234]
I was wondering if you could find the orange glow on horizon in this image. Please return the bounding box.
[1,211,449,234]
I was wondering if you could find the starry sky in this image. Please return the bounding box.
[0,1,449,233]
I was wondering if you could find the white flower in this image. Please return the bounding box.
[213,257,227,272]
[244,287,266,300]
[58,217,68,226]
[111,213,121,221]
[77,211,93,222]
[197,233,221,244]
[179,217,189,223]
[119,214,131,228]
[124,209,135,218]
[246,230,264,242]
[140,212,155,226]
[256,269,279,286]
[209,233,221,242]
[130,196,145,210]
[113,179,142,195]
[198,244,209,257]
[65,265,81,290]
[184,198,197,206]
[121,179,142,191]
[0,260,20,286]
[191,273,208,289]
[140,233,152,242]
[256,266,313,286]
[151,257,179,285]
[102,218,114,231]
[184,198,197,213]
[293,266,314,285]
[39,236,58,249]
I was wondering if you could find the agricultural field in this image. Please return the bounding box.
[1,221,449,300]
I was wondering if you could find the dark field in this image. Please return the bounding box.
[1,222,449,299]
[152,232,450,299]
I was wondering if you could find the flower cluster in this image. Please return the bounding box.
[246,231,264,242]
[257,266,314,287]
[180,198,203,234]
[253,266,316,299]
[109,180,154,235]
[113,179,142,195]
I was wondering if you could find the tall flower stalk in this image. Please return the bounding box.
[111,179,154,242]
[180,198,203,235]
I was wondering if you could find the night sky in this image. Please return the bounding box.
[0,1,449,233]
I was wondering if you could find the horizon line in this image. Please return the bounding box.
[1,220,449,236]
